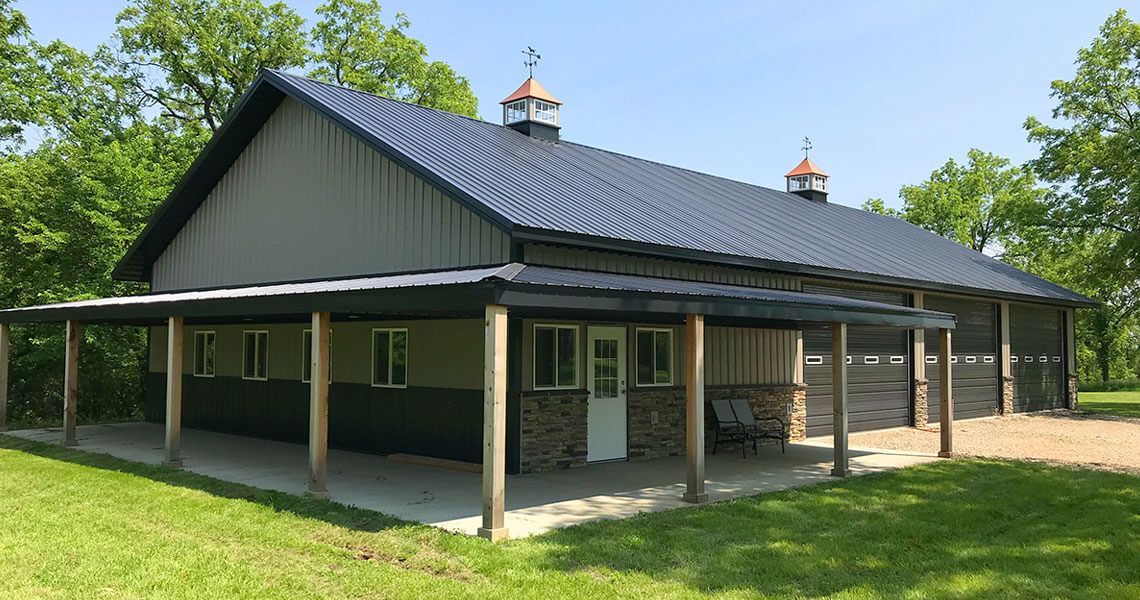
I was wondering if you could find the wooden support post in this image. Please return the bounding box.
[0,323,8,432]
[683,313,708,503]
[164,316,184,468]
[831,322,849,477]
[478,304,509,542]
[62,320,80,447]
[913,292,926,381]
[307,311,331,498]
[939,328,954,458]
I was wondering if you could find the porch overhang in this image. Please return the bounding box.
[0,263,955,330]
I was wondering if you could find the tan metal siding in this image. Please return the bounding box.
[523,244,801,290]
[151,98,510,291]
[149,319,483,390]
[705,326,796,385]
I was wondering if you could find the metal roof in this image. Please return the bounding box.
[1,264,955,329]
[113,70,1092,306]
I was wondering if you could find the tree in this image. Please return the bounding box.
[0,0,481,424]
[0,0,43,149]
[859,197,900,218]
[308,0,477,117]
[863,149,1046,255]
[111,0,309,132]
[1024,9,1140,382]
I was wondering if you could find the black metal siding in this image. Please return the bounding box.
[1010,304,1065,411]
[925,296,999,421]
[144,373,486,463]
[802,284,910,436]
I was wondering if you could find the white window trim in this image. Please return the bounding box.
[371,327,409,389]
[193,330,216,378]
[241,330,269,381]
[635,327,674,387]
[533,324,579,390]
[301,329,332,384]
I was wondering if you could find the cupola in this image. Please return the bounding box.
[785,156,829,202]
[500,77,562,141]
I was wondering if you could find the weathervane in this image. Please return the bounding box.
[801,136,812,158]
[522,46,541,78]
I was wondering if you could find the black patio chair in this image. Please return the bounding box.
[711,399,758,458]
[729,398,786,455]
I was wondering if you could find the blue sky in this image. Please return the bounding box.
[18,1,1138,208]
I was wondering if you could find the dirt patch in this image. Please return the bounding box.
[345,542,480,582]
[850,411,1140,475]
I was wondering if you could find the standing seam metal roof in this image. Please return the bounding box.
[114,69,1092,306]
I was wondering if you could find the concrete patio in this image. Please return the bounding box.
[3,422,939,537]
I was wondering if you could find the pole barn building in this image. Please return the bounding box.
[0,70,1092,540]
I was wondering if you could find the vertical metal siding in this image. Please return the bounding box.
[705,326,796,385]
[151,98,510,291]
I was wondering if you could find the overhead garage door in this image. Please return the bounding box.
[925,296,1000,422]
[1010,303,1065,412]
[803,284,910,437]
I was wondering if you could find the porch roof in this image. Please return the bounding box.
[0,264,955,329]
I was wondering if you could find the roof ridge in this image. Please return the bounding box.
[266,69,500,128]
[268,70,806,202]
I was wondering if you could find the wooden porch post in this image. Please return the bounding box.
[938,327,954,458]
[683,313,708,503]
[831,322,849,477]
[307,311,331,498]
[164,316,184,468]
[0,323,9,432]
[479,304,509,541]
[62,320,80,447]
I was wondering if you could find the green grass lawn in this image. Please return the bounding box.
[1081,390,1140,418]
[0,436,1138,599]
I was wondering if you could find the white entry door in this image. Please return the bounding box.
[587,326,627,462]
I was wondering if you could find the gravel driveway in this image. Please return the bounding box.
[849,411,1140,475]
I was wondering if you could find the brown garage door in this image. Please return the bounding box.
[803,284,910,437]
[926,296,1000,422]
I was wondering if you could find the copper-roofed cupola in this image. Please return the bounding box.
[786,137,829,202]
[500,47,562,141]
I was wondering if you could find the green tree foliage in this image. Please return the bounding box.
[0,0,478,425]
[865,149,1046,255]
[308,0,477,117]
[0,0,41,149]
[111,0,309,131]
[1025,9,1140,382]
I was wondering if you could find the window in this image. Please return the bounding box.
[534,324,577,389]
[242,331,268,380]
[372,328,408,387]
[789,175,810,191]
[505,100,527,123]
[193,331,215,377]
[636,328,673,386]
[533,100,558,123]
[812,175,828,191]
[301,329,332,384]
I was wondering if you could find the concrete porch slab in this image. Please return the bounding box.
[3,423,938,538]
